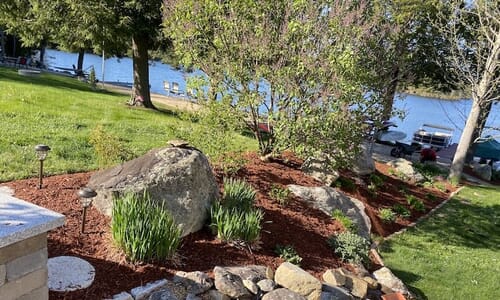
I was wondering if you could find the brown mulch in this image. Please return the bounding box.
[3,152,460,299]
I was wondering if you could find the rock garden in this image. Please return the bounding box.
[2,143,458,300]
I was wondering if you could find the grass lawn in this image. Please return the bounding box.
[0,67,256,182]
[379,185,500,300]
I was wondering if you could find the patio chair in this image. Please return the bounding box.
[163,81,170,93]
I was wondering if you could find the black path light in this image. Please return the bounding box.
[78,187,97,234]
[34,144,50,189]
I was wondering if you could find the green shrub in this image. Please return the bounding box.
[217,153,247,176]
[379,208,397,223]
[331,209,357,232]
[369,173,384,187]
[223,178,256,211]
[335,177,356,192]
[327,232,369,264]
[367,183,378,197]
[269,184,291,205]
[89,124,131,168]
[426,192,438,202]
[393,204,411,218]
[406,195,426,212]
[433,182,447,192]
[111,192,182,263]
[210,202,263,243]
[275,244,302,265]
[413,162,445,180]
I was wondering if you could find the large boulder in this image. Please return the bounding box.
[352,141,375,176]
[287,185,371,240]
[88,146,219,237]
[387,158,425,182]
[302,156,340,186]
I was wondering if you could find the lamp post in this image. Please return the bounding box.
[34,144,50,189]
[78,187,97,234]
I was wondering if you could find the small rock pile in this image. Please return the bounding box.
[105,263,411,300]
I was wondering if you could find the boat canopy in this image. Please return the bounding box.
[474,137,500,160]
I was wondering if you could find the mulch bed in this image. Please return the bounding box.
[2,152,461,299]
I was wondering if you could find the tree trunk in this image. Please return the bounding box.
[449,99,482,180]
[77,48,85,71]
[39,40,46,64]
[381,66,399,120]
[131,35,155,109]
[465,100,493,163]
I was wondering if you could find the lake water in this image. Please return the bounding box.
[44,48,500,144]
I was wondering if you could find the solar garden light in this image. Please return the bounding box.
[78,187,97,234]
[34,144,50,189]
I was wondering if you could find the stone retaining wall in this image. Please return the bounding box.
[0,191,64,300]
[0,233,49,300]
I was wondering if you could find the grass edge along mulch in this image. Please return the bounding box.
[378,185,500,300]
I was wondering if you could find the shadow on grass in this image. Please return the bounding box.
[0,67,124,97]
[388,267,428,300]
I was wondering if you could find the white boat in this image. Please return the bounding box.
[412,124,454,150]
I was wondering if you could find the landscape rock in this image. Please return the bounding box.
[344,275,368,299]
[265,266,275,280]
[88,146,219,237]
[224,265,267,282]
[173,271,213,294]
[471,161,492,181]
[362,276,379,290]
[287,185,371,240]
[106,292,133,300]
[205,290,230,300]
[243,279,259,294]
[352,141,375,176]
[186,294,201,300]
[373,267,409,295]
[386,158,425,182]
[131,279,169,300]
[274,262,322,300]
[149,288,179,300]
[257,279,276,292]
[213,266,252,299]
[262,288,307,300]
[322,284,353,300]
[322,269,346,286]
[302,156,340,186]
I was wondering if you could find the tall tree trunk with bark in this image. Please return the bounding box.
[381,66,399,120]
[131,34,155,109]
[449,99,482,180]
[465,100,493,163]
[77,48,85,71]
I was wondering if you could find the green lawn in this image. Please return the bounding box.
[0,67,256,182]
[379,185,500,300]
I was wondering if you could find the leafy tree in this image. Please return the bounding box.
[0,0,165,109]
[364,0,456,120]
[440,0,500,180]
[165,0,381,168]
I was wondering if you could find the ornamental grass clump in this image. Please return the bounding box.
[222,178,256,211]
[111,192,182,263]
[210,178,263,243]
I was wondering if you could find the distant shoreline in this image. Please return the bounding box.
[403,87,469,101]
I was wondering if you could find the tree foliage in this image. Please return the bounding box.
[0,0,165,109]
[363,0,456,120]
[165,0,382,168]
